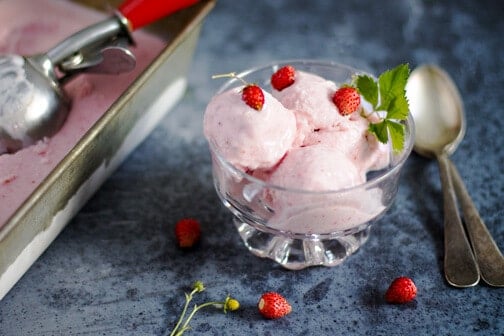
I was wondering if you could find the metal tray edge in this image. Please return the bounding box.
[0,0,215,300]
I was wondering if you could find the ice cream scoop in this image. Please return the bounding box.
[0,0,198,155]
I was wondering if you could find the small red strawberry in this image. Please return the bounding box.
[242,84,265,111]
[257,292,292,319]
[385,276,417,304]
[332,86,361,115]
[271,65,296,91]
[174,218,201,248]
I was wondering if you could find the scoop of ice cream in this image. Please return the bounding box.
[204,86,297,171]
[260,144,385,233]
[272,70,347,132]
[262,144,366,211]
[267,187,385,234]
[302,113,368,151]
[302,113,390,174]
[269,145,365,191]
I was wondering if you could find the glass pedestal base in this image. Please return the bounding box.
[234,219,371,270]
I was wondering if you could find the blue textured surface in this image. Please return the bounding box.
[1,0,503,335]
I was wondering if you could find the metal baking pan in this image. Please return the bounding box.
[0,0,215,300]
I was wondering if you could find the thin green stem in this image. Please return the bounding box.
[211,72,248,86]
[169,288,199,336]
[175,301,224,336]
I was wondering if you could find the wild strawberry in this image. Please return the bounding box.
[385,276,417,304]
[174,218,201,248]
[271,65,296,91]
[242,84,265,111]
[332,86,361,115]
[257,292,292,319]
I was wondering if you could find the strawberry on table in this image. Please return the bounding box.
[174,218,201,248]
[258,292,292,319]
[385,276,417,304]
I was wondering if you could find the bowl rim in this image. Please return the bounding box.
[208,59,415,195]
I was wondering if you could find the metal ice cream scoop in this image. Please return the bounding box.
[0,0,199,154]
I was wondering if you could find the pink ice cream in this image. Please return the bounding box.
[266,187,385,234]
[205,67,392,233]
[272,71,342,131]
[268,145,365,193]
[0,0,166,226]
[274,70,390,173]
[204,86,297,171]
[301,119,390,174]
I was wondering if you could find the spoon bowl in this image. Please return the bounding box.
[407,65,465,158]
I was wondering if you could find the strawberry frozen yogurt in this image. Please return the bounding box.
[0,0,166,226]
[205,64,394,234]
[205,61,414,268]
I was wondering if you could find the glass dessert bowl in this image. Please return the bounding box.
[205,60,415,270]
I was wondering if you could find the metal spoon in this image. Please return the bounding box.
[406,64,479,287]
[407,64,503,287]
[0,0,199,155]
[449,160,504,287]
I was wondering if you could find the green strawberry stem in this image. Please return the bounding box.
[212,72,248,86]
[169,282,239,336]
[170,285,203,336]
[173,300,229,336]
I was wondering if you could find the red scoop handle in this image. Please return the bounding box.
[119,0,199,31]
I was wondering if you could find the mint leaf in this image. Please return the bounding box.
[386,120,406,152]
[368,120,406,152]
[358,63,410,152]
[386,95,409,120]
[368,121,389,144]
[355,75,378,107]
[377,64,410,116]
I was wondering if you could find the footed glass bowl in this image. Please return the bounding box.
[207,60,415,270]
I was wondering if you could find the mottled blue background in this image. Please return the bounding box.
[1,0,503,335]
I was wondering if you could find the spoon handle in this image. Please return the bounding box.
[448,161,504,287]
[437,154,480,287]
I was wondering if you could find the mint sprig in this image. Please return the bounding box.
[354,64,410,152]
